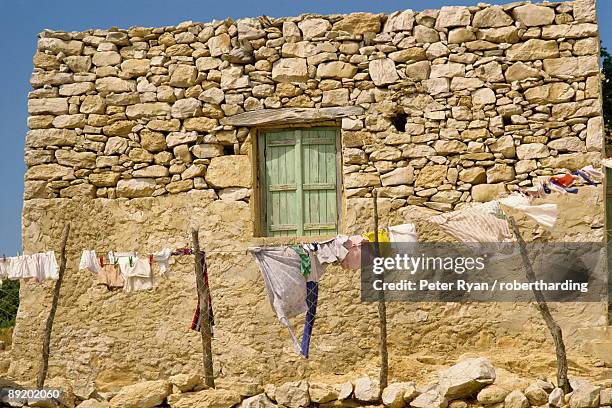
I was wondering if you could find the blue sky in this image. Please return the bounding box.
[0,0,610,255]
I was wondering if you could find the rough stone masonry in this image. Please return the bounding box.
[10,0,609,393]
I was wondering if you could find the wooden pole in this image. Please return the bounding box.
[507,216,571,393]
[191,228,215,388]
[37,223,71,388]
[373,190,389,389]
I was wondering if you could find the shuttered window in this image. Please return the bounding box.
[259,128,339,237]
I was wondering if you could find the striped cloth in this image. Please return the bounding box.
[191,250,214,333]
[430,201,514,244]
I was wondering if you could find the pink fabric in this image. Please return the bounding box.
[340,235,368,270]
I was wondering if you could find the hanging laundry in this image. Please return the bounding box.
[387,224,418,243]
[430,201,514,244]
[300,281,319,358]
[499,194,558,229]
[363,229,392,258]
[602,158,612,169]
[191,250,215,333]
[341,235,368,270]
[550,173,576,188]
[112,253,154,293]
[250,246,307,353]
[580,165,604,183]
[4,252,59,282]
[98,264,124,289]
[307,252,326,283]
[316,235,349,264]
[79,250,102,274]
[153,248,173,276]
[290,245,312,277]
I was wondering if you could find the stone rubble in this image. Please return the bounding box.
[8,357,610,408]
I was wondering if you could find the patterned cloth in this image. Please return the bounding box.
[430,202,514,244]
[300,281,319,358]
[291,245,312,277]
[191,250,214,333]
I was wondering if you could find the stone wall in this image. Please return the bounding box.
[13,0,610,393]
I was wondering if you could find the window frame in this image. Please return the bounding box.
[253,124,343,238]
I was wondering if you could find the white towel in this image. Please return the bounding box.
[499,194,558,229]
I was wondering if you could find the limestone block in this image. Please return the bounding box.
[116,179,156,198]
[543,56,599,78]
[196,57,222,71]
[524,384,548,406]
[414,26,439,43]
[435,6,471,29]
[381,167,414,186]
[472,6,513,28]
[237,18,266,40]
[384,10,415,32]
[26,129,77,148]
[504,391,529,408]
[354,377,381,403]
[411,390,448,408]
[121,59,150,78]
[298,18,331,38]
[524,83,575,104]
[332,13,381,35]
[59,82,95,96]
[382,383,415,408]
[26,164,73,181]
[133,165,169,178]
[476,385,509,405]
[512,4,555,27]
[542,23,598,40]
[192,144,224,159]
[415,165,447,188]
[38,37,83,56]
[506,40,559,61]
[208,33,232,57]
[170,65,198,87]
[317,61,357,79]
[389,48,427,62]
[272,58,308,83]
[104,137,129,155]
[238,393,277,408]
[56,150,96,169]
[406,61,431,80]
[345,172,380,188]
[472,88,495,105]
[103,120,136,136]
[369,59,399,86]
[309,383,339,404]
[516,143,549,160]
[92,51,121,66]
[28,98,69,115]
[549,388,564,407]
[505,62,541,82]
[489,135,515,158]
[221,66,250,89]
[125,102,171,119]
[548,137,585,152]
[167,131,198,148]
[471,184,506,202]
[140,130,167,152]
[275,381,310,408]
[219,187,250,201]
[168,388,241,408]
[171,98,201,119]
[430,63,465,78]
[89,172,121,187]
[459,167,486,184]
[205,155,252,188]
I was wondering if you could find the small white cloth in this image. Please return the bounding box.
[3,252,58,282]
[153,248,172,276]
[79,250,102,274]
[316,235,349,264]
[118,257,154,293]
[499,194,558,229]
[388,224,418,243]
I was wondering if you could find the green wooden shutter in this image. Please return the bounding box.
[302,128,338,236]
[260,128,338,237]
